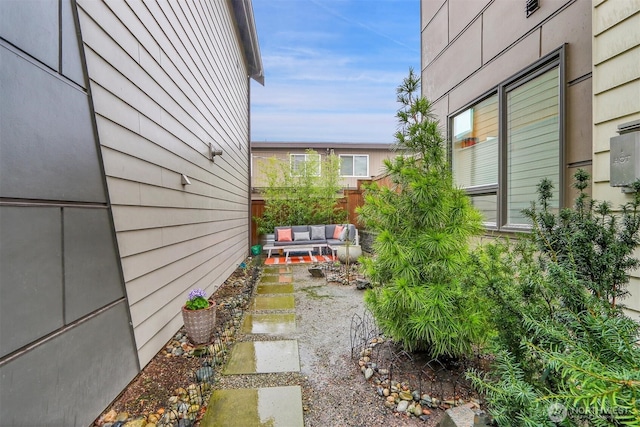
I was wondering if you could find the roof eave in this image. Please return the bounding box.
[230,0,264,85]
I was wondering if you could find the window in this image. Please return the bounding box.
[290,153,320,176]
[452,95,499,224]
[452,95,498,188]
[340,155,369,177]
[449,50,563,229]
[506,67,560,225]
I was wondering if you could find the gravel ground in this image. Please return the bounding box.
[95,259,460,426]
[292,266,438,427]
[217,263,444,427]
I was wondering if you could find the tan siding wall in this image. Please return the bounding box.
[367,150,394,178]
[77,0,251,365]
[592,0,640,320]
[251,147,394,191]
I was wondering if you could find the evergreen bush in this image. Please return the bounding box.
[468,171,640,426]
[357,69,487,357]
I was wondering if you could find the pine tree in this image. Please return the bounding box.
[357,69,486,357]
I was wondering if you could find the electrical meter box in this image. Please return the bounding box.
[610,131,640,188]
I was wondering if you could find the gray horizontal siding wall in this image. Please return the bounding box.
[76,0,251,366]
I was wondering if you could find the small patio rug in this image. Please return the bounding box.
[265,255,336,265]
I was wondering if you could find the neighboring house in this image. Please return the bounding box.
[250,141,396,195]
[420,0,639,319]
[0,1,262,425]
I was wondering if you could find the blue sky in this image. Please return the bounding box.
[250,0,420,143]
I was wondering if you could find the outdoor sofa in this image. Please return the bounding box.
[265,224,359,260]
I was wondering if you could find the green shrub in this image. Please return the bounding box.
[358,69,487,357]
[254,149,346,235]
[468,171,640,426]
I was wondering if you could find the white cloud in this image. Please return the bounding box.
[252,111,397,143]
[252,79,399,113]
[251,0,419,143]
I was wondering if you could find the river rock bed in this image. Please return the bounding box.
[355,336,483,423]
[92,260,259,427]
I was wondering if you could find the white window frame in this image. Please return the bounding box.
[339,154,369,177]
[448,47,565,231]
[290,153,321,176]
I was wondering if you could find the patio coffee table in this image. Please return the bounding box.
[283,246,314,262]
[264,244,330,261]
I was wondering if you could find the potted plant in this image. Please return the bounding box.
[181,288,216,345]
[336,226,362,264]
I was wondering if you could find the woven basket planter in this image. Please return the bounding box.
[181,302,216,345]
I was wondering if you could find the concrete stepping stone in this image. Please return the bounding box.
[250,295,295,311]
[200,386,303,426]
[262,266,293,275]
[256,283,294,294]
[260,274,293,283]
[223,340,300,374]
[241,313,296,335]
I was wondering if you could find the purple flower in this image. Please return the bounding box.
[188,288,207,300]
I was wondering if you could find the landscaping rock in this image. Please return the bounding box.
[364,367,374,380]
[437,403,476,427]
[399,390,413,401]
[308,266,324,277]
[355,278,371,289]
[396,400,409,413]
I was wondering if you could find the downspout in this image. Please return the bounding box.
[247,75,253,253]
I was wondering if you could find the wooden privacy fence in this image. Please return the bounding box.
[250,199,266,247]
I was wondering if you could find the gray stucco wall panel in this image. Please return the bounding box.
[541,0,592,82]
[61,0,86,87]
[63,208,125,323]
[565,79,593,165]
[0,301,139,427]
[0,0,58,69]
[448,0,490,40]
[423,17,482,102]
[1,1,141,424]
[422,0,446,29]
[482,0,569,63]
[0,206,64,358]
[447,30,541,113]
[422,3,448,66]
[0,48,105,203]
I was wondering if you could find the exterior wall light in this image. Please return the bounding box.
[209,143,223,161]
